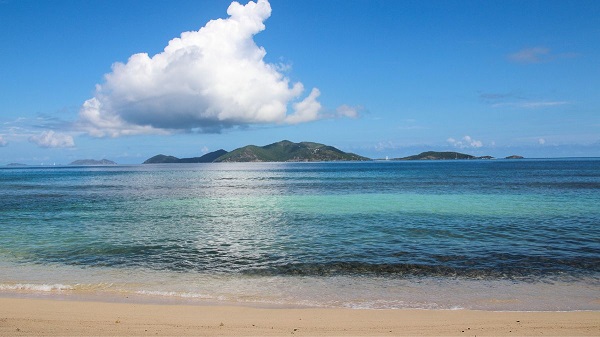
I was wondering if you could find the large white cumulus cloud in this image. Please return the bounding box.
[78,0,322,137]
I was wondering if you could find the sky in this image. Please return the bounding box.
[1,0,599,164]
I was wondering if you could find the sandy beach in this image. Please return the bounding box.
[0,297,598,336]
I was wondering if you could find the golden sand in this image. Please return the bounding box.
[0,297,598,336]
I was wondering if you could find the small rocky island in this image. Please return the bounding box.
[392,151,524,160]
[144,140,369,163]
[397,151,477,160]
[69,159,117,166]
[395,151,499,160]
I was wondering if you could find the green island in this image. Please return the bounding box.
[143,150,228,164]
[144,140,369,163]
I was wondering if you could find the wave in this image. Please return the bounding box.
[134,290,214,299]
[0,283,73,292]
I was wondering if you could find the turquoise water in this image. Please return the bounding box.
[1,159,599,310]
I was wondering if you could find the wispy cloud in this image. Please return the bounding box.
[519,101,570,108]
[33,113,74,131]
[1,116,79,149]
[479,92,524,102]
[1,118,39,139]
[479,92,570,109]
[397,125,427,130]
[492,101,570,109]
[508,46,578,64]
[393,118,427,131]
[508,47,550,63]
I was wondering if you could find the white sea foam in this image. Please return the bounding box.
[135,290,214,299]
[0,283,73,292]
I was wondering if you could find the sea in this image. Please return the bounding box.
[1,159,599,311]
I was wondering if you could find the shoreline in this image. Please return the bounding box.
[2,289,599,312]
[1,273,599,312]
[1,297,599,336]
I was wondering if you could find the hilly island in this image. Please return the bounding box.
[144,140,368,163]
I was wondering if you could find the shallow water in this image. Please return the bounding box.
[1,159,599,310]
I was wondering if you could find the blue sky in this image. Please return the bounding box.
[1,0,599,164]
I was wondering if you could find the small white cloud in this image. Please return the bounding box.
[538,138,546,145]
[447,135,483,148]
[0,135,7,147]
[508,47,550,63]
[78,0,322,137]
[335,104,361,118]
[29,131,75,148]
[490,100,570,109]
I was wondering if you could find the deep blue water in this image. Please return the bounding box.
[1,159,599,309]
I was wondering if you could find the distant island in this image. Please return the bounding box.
[6,163,28,167]
[397,151,478,160]
[69,159,117,166]
[144,150,228,164]
[392,151,525,161]
[143,140,369,163]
